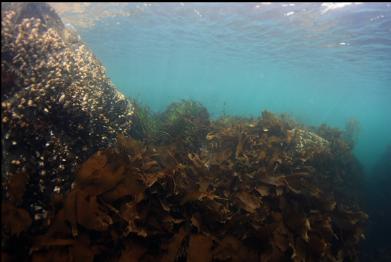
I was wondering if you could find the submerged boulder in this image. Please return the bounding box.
[1,2,134,217]
[291,128,330,158]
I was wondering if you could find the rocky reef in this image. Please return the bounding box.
[1,2,134,221]
[1,2,368,262]
[2,101,368,261]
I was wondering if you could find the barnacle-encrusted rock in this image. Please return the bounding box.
[1,2,134,217]
[292,128,330,158]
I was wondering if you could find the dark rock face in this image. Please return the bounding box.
[361,145,391,261]
[1,2,134,218]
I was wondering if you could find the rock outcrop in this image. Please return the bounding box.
[1,2,134,218]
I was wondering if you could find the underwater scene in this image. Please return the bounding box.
[1,2,391,261]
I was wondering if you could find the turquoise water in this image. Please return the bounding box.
[72,3,391,173]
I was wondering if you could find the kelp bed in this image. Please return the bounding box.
[2,104,368,261]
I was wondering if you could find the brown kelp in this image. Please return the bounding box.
[2,109,367,261]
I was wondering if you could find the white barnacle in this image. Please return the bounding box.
[11,112,18,119]
[27,34,35,41]
[54,186,61,193]
[58,94,65,103]
[117,92,125,101]
[34,213,43,220]
[34,205,43,211]
[19,63,26,71]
